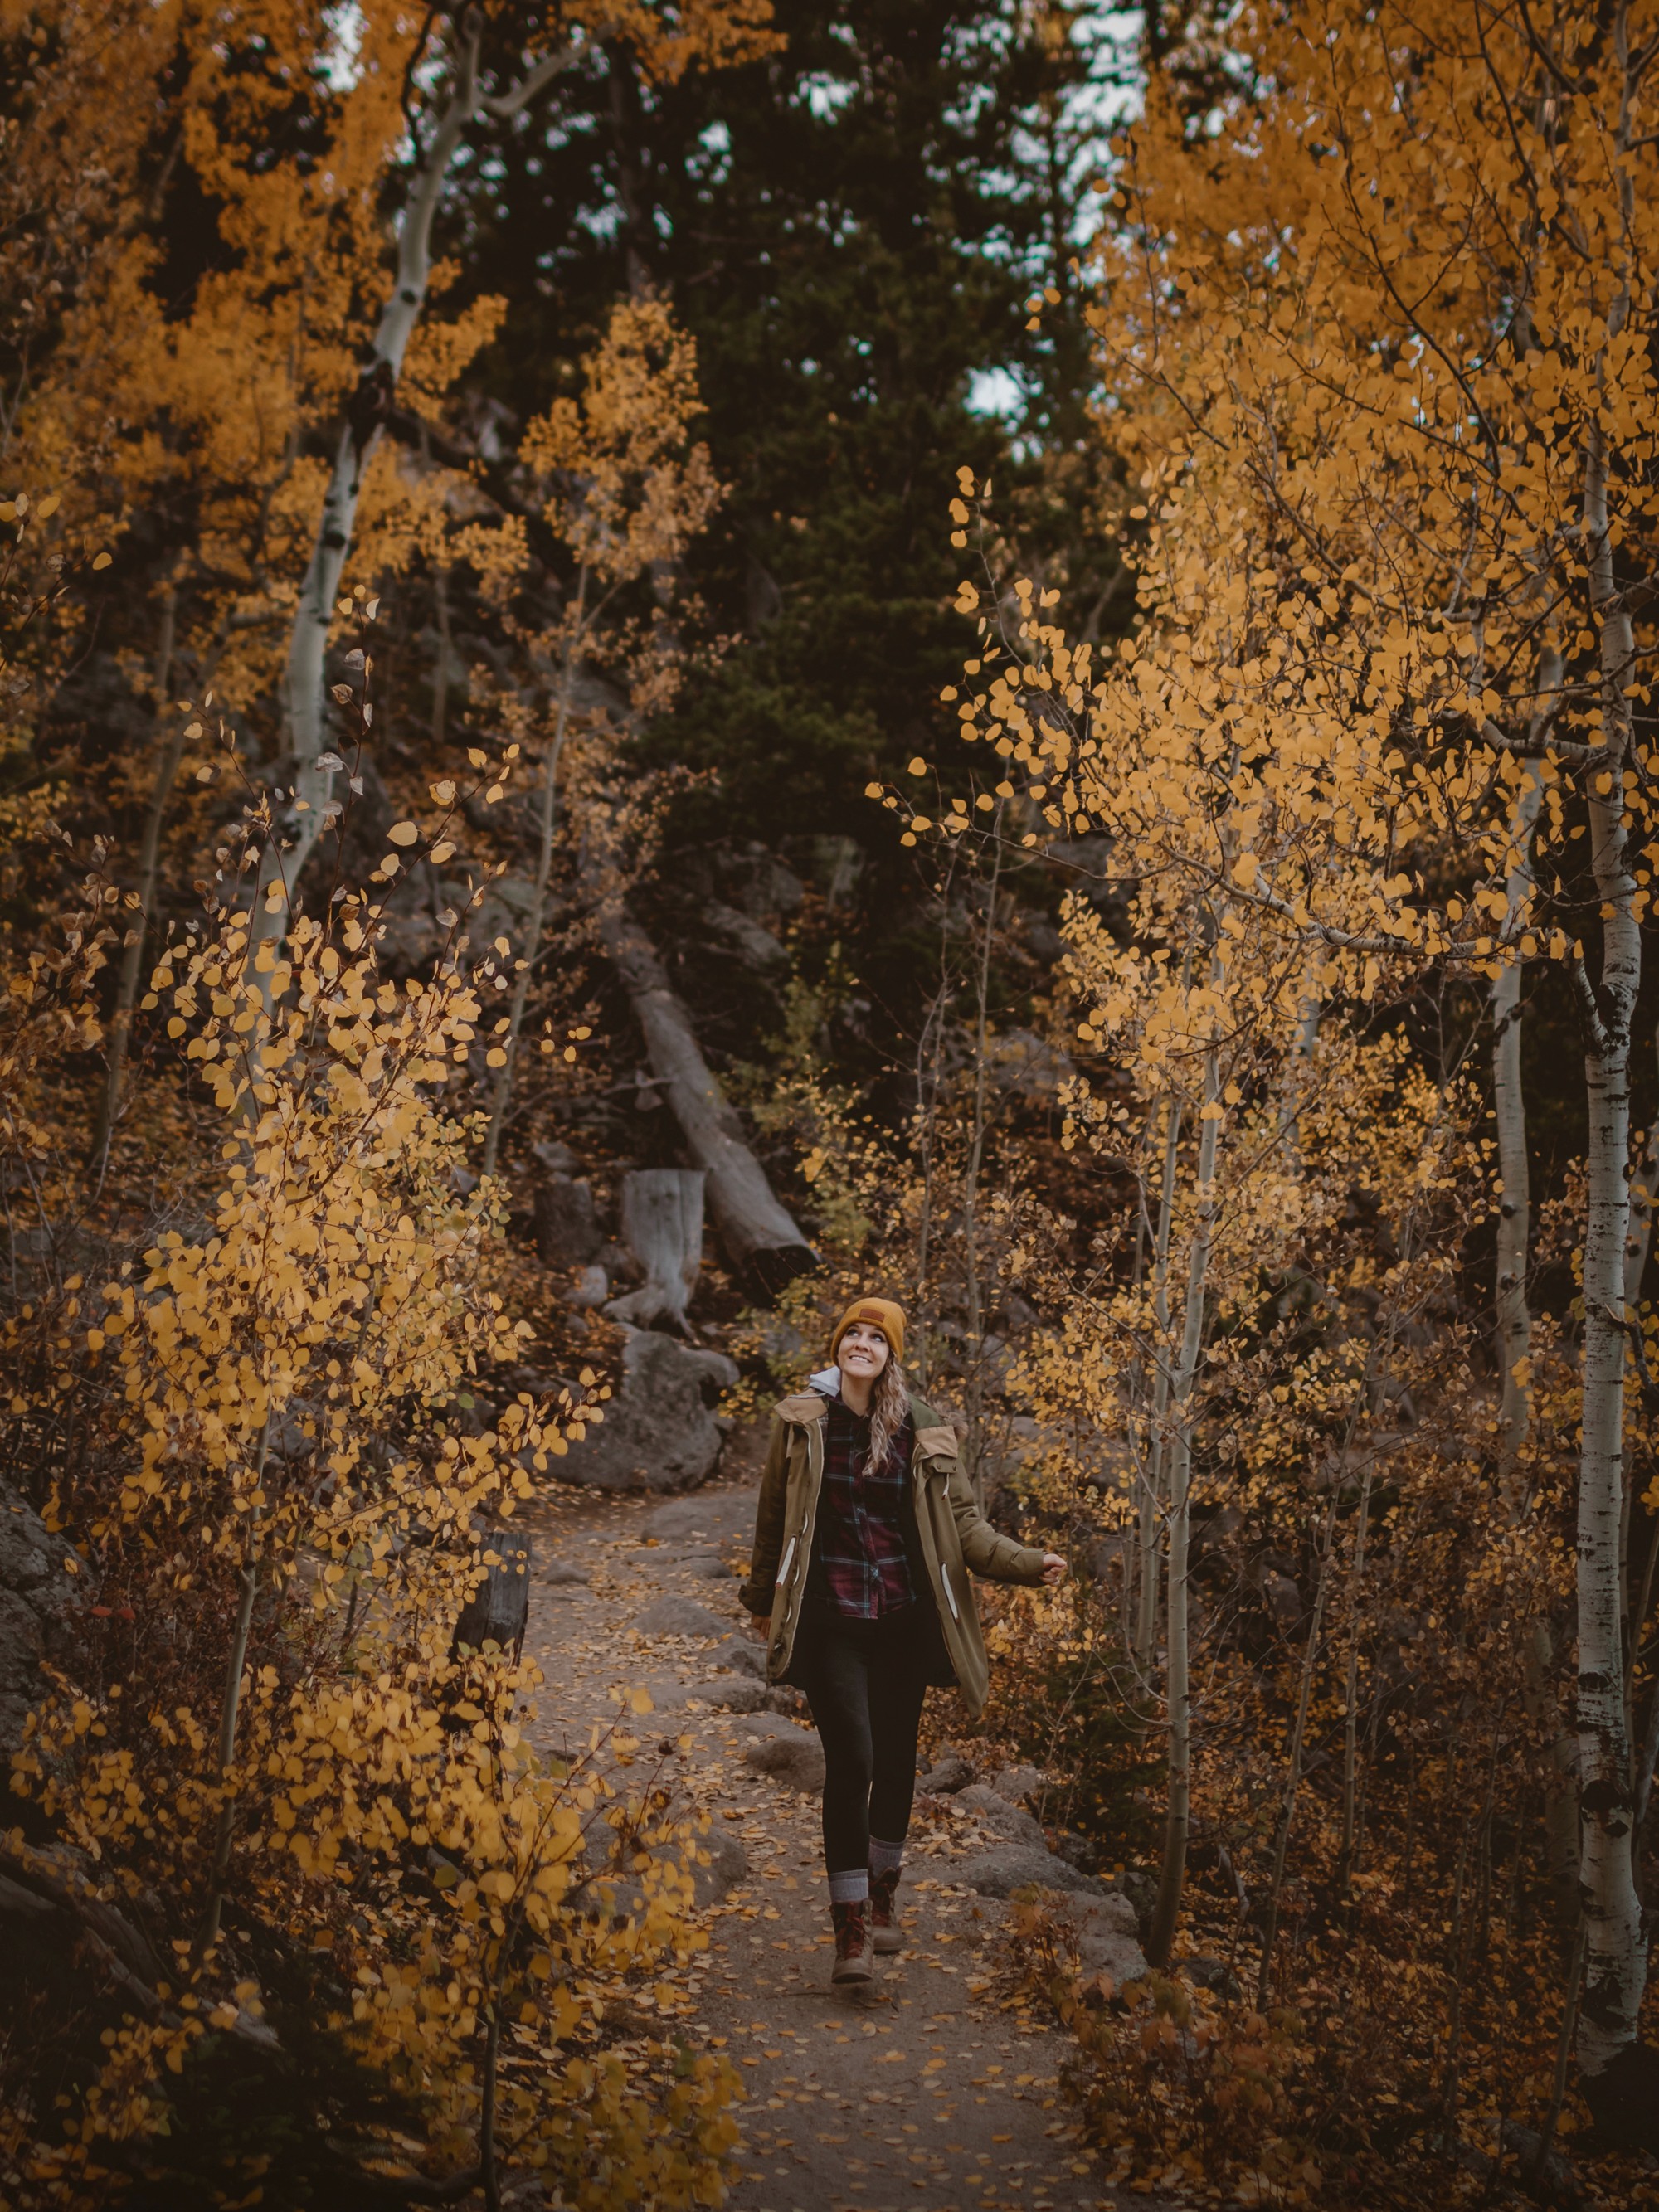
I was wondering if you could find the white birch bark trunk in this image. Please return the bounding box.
[1575,401,1647,2079]
[1145,1039,1219,1968]
[245,34,485,992]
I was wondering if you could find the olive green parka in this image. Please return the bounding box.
[737,1388,1047,1719]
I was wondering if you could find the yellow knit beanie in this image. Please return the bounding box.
[828,1296,906,1368]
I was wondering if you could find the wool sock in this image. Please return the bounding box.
[868,1834,905,1879]
[828,1868,870,1905]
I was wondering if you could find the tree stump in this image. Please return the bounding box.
[605,1168,704,1333]
[450,1525,532,1661]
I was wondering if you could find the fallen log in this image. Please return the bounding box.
[598,902,816,1299]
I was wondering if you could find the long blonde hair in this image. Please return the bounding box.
[868,1347,911,1475]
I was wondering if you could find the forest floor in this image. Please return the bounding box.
[519,1451,1149,2212]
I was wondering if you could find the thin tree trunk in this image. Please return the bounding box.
[1145,1030,1220,1969]
[1255,1490,1340,2002]
[1335,1452,1376,1895]
[197,1412,271,1952]
[1493,744,1547,1479]
[481,569,586,1180]
[961,830,1004,1505]
[431,558,453,750]
[1135,1094,1182,1672]
[241,31,574,997]
[244,33,484,991]
[90,589,178,1175]
[479,1999,502,2212]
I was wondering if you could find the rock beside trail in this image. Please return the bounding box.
[635,1595,729,1640]
[955,1843,1107,1901]
[542,1560,591,1587]
[1048,1889,1149,1984]
[991,1763,1046,1804]
[591,1823,748,1917]
[711,1634,766,1678]
[648,1490,756,1544]
[920,1748,975,1794]
[737,1714,825,1793]
[956,1783,1048,1855]
[693,1678,771,1713]
[687,1825,749,1907]
[555,1332,739,1492]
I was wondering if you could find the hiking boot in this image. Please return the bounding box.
[869,1865,904,1954]
[830,1898,874,1985]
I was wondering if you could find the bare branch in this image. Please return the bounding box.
[479,41,582,119]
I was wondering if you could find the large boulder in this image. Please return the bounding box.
[736,1712,825,1792]
[635,1596,729,1639]
[554,1330,738,1492]
[648,1490,756,1546]
[955,1844,1106,1900]
[920,1747,975,1795]
[1046,1888,1147,1984]
[956,1783,1048,1855]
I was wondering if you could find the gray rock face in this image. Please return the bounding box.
[693,1678,771,1713]
[648,1490,757,1544]
[555,1332,740,1493]
[680,1550,733,1579]
[991,1764,1046,1805]
[590,1822,746,1917]
[955,1844,1105,1900]
[738,1715,825,1793]
[542,1560,591,1587]
[711,1635,766,1679]
[687,1825,749,1907]
[920,1749,975,1795]
[1117,1865,1158,1932]
[0,1486,74,1757]
[1045,1891,1149,1984]
[635,1595,729,1640]
[705,901,789,973]
[956,1784,1048,1855]
[1077,1926,1150,1986]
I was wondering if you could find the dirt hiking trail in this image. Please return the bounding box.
[522,1471,1165,2212]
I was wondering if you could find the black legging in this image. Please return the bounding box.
[791,1604,932,1871]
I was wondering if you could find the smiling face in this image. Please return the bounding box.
[836,1320,890,1388]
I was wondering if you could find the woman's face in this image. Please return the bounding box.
[837,1321,890,1386]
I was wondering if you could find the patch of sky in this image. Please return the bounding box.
[321,2,365,91]
[967,366,1027,425]
[795,70,859,121]
[689,119,734,187]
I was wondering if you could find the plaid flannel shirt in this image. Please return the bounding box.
[805,1394,917,1619]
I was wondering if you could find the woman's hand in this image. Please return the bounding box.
[747,1612,771,1641]
[1039,1553,1068,1586]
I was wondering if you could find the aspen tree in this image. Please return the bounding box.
[1039,0,1659,2107]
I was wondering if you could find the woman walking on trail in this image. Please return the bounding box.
[739,1296,1068,1986]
